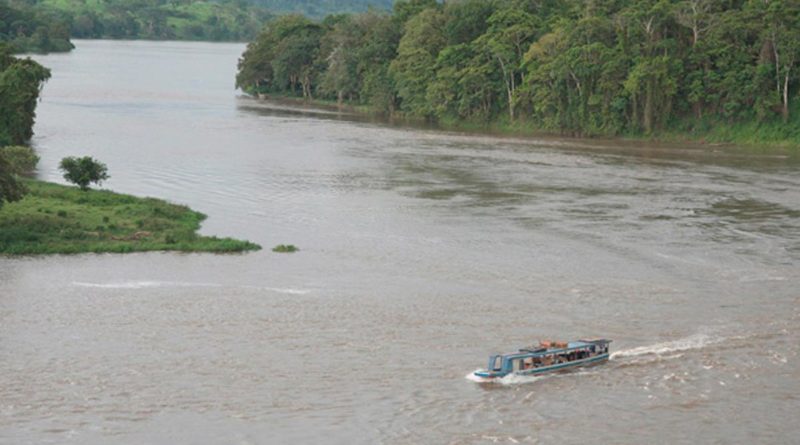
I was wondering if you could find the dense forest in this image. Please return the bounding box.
[3,0,272,43]
[0,1,73,52]
[237,0,800,144]
[1,0,394,47]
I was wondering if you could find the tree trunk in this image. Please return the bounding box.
[496,55,515,122]
[773,38,781,100]
[783,68,790,123]
[509,93,515,122]
[644,76,654,134]
[302,74,312,100]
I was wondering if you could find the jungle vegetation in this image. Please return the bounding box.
[2,0,394,47]
[0,45,48,209]
[0,0,269,44]
[237,0,800,146]
[0,43,50,147]
[0,1,73,53]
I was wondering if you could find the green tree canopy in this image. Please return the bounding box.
[236,0,800,140]
[59,156,110,191]
[0,44,51,146]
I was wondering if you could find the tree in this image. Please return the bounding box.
[617,0,683,133]
[476,7,539,122]
[393,0,439,25]
[234,0,800,140]
[235,15,323,98]
[353,12,402,112]
[442,0,497,45]
[59,156,109,191]
[756,0,800,122]
[0,44,51,146]
[389,8,446,117]
[0,145,39,209]
[319,16,362,105]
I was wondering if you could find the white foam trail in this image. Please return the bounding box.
[72,281,203,289]
[465,369,545,385]
[241,285,311,295]
[496,373,546,385]
[72,281,311,295]
[465,370,491,383]
[611,334,724,360]
[266,287,311,295]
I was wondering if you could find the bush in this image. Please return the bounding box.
[0,146,39,174]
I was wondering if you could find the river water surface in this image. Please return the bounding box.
[2,40,799,444]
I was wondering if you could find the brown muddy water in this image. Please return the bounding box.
[1,40,799,444]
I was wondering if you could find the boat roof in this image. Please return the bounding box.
[499,339,611,359]
[580,338,612,344]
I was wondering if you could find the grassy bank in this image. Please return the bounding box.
[252,94,800,152]
[0,180,260,255]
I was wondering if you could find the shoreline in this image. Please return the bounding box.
[248,94,799,153]
[0,179,261,255]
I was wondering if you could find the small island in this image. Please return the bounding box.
[0,179,260,255]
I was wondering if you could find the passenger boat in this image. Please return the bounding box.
[473,339,612,380]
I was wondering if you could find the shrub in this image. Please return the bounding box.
[0,146,39,174]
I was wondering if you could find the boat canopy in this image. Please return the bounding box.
[502,339,612,360]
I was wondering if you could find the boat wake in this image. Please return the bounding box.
[468,333,731,384]
[465,369,546,385]
[71,281,311,295]
[610,333,725,361]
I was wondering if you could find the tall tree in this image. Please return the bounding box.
[476,7,539,122]
[756,0,800,122]
[389,7,446,117]
[0,44,51,146]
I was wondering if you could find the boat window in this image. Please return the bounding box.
[512,359,522,372]
[523,358,533,369]
[492,356,503,371]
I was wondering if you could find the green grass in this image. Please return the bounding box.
[272,244,298,253]
[0,180,261,255]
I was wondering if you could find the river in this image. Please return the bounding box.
[1,40,799,444]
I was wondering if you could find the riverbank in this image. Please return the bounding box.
[251,94,800,152]
[0,180,260,255]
